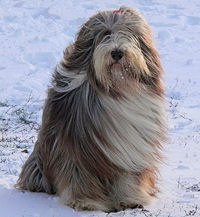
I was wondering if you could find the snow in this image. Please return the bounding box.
[0,186,80,217]
[0,0,200,216]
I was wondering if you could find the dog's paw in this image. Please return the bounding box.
[107,202,143,213]
[67,200,95,211]
[67,199,111,212]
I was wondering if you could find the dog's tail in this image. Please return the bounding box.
[15,150,55,194]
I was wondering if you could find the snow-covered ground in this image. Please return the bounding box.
[0,0,200,216]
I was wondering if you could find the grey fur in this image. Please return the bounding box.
[15,6,166,212]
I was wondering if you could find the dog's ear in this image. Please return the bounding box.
[137,31,163,92]
[139,33,162,77]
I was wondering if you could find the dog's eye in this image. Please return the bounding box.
[104,30,111,36]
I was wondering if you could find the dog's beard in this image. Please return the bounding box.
[109,61,131,90]
[93,37,150,93]
[110,63,125,80]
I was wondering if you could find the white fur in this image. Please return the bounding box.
[54,63,87,92]
[94,91,165,172]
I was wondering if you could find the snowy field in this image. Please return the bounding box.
[0,0,200,216]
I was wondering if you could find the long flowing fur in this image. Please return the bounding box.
[16,6,166,212]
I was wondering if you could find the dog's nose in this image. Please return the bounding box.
[111,49,124,61]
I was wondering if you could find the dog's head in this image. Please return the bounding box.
[63,6,163,95]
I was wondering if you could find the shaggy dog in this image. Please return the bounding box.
[16,6,166,212]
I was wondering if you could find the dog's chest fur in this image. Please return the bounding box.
[53,76,165,175]
[98,90,165,171]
